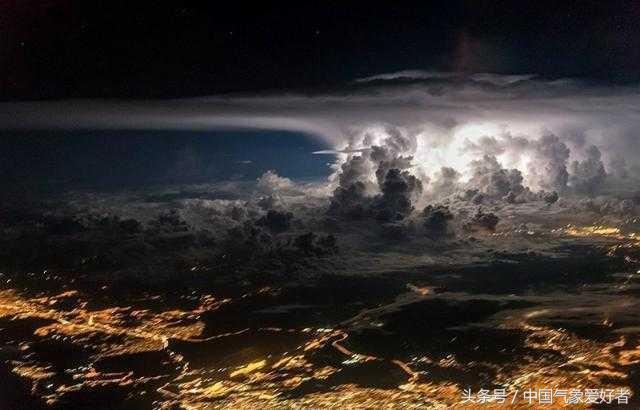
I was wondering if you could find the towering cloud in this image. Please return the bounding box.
[527,134,571,193]
[329,127,423,221]
[422,204,454,238]
[373,168,423,221]
[430,167,462,198]
[569,145,607,196]
[608,154,629,180]
[329,155,374,217]
[467,155,526,199]
[256,170,298,195]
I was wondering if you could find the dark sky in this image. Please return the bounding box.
[2,0,640,100]
[0,129,332,193]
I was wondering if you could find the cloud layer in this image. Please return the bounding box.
[3,71,640,206]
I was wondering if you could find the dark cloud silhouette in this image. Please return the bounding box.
[608,154,629,180]
[256,210,293,233]
[464,208,500,232]
[430,167,462,198]
[373,168,423,222]
[569,145,607,196]
[528,134,571,193]
[422,204,455,239]
[542,191,559,205]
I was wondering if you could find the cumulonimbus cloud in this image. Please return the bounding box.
[2,72,640,177]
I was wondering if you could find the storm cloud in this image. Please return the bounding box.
[3,71,640,210]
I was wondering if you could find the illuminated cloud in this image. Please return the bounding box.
[2,73,640,188]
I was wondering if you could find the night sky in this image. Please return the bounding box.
[3,0,640,100]
[0,130,330,193]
